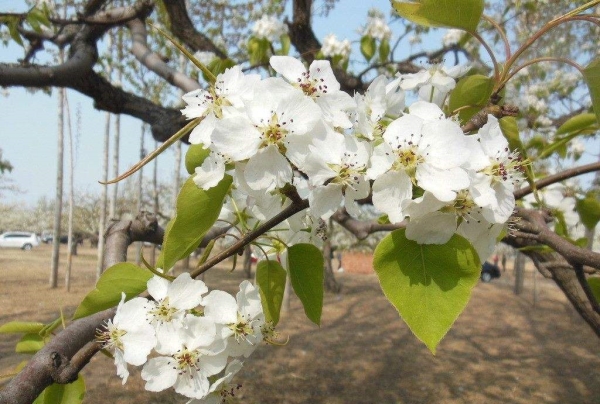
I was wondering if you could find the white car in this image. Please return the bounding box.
[0,232,41,250]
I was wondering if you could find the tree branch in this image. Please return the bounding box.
[161,0,227,58]
[514,161,600,200]
[331,208,404,240]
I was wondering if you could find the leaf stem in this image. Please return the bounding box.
[482,14,511,59]
[468,30,500,82]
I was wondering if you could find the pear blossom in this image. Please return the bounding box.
[400,64,470,106]
[443,29,464,47]
[251,15,288,42]
[144,272,208,354]
[304,134,371,219]
[203,280,265,358]
[270,56,356,128]
[367,101,470,222]
[465,115,525,223]
[186,360,244,404]
[182,66,260,146]
[321,34,352,61]
[96,294,156,384]
[362,13,392,41]
[353,75,404,141]
[141,315,227,399]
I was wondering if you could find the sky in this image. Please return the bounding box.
[0,0,396,206]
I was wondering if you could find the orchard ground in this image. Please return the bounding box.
[1,245,599,404]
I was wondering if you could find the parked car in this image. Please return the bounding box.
[0,231,40,250]
[481,261,501,282]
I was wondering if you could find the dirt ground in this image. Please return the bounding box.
[1,244,599,404]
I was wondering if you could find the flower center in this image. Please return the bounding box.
[173,347,200,375]
[148,297,178,324]
[96,320,126,350]
[296,70,327,98]
[441,190,479,222]
[228,313,256,343]
[483,149,525,186]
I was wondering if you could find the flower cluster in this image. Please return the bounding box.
[362,9,392,41]
[321,34,352,61]
[97,274,266,402]
[251,15,288,42]
[182,56,525,260]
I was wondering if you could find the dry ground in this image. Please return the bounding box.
[1,244,599,404]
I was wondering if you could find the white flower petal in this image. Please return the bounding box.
[142,357,178,392]
[168,273,207,310]
[244,145,293,191]
[372,171,412,223]
[194,153,226,190]
[416,164,469,202]
[270,56,307,83]
[147,276,169,301]
[203,290,238,324]
[309,183,343,219]
[405,211,457,244]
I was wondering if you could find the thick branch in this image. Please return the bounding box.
[127,17,200,92]
[161,0,227,58]
[514,161,600,200]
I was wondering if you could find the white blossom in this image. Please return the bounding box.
[252,15,288,42]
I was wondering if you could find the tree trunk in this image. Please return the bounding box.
[323,238,341,293]
[96,112,110,278]
[109,30,122,220]
[65,92,75,292]
[50,70,65,289]
[135,124,146,266]
[514,251,525,295]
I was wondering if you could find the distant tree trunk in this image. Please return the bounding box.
[323,237,342,293]
[150,141,159,267]
[135,124,146,266]
[96,112,110,278]
[514,251,525,295]
[50,52,65,289]
[65,92,75,292]
[109,31,121,220]
[243,245,252,279]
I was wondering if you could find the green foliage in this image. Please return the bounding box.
[72,263,152,320]
[0,321,44,334]
[204,58,236,82]
[185,144,211,174]
[287,244,324,326]
[373,229,480,354]
[15,333,44,354]
[158,175,232,270]
[256,259,287,325]
[448,74,494,122]
[555,113,598,136]
[360,35,376,61]
[588,277,600,302]
[248,37,270,66]
[583,58,600,125]
[33,375,85,404]
[379,38,391,62]
[279,34,291,56]
[576,192,600,230]
[391,0,484,32]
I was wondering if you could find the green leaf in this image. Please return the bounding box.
[256,259,287,325]
[7,17,23,46]
[583,58,600,125]
[287,244,324,326]
[279,34,291,55]
[0,321,45,334]
[185,144,210,174]
[576,193,600,230]
[373,229,480,354]
[448,74,494,122]
[588,278,600,302]
[248,37,270,66]
[556,113,598,135]
[72,263,151,320]
[538,131,583,160]
[158,175,232,270]
[16,333,45,354]
[33,375,85,404]
[379,39,391,62]
[391,0,484,32]
[206,58,236,81]
[360,35,376,61]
